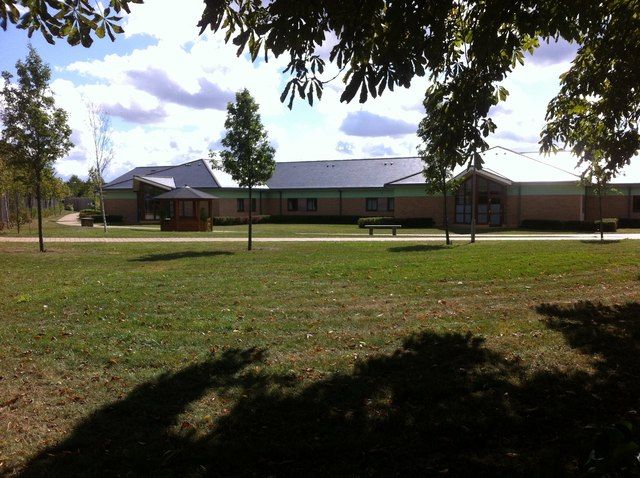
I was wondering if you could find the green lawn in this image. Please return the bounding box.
[2,214,636,239]
[1,240,639,475]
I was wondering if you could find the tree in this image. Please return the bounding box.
[66,174,91,197]
[0,45,73,252]
[86,101,114,233]
[197,1,639,176]
[211,89,275,251]
[417,101,464,246]
[0,0,141,46]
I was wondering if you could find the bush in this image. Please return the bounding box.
[594,218,618,232]
[357,217,395,228]
[357,217,435,228]
[64,204,74,211]
[521,218,617,232]
[618,218,640,229]
[269,215,359,225]
[91,215,123,224]
[79,208,102,218]
[213,215,270,226]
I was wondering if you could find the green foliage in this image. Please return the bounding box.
[92,215,123,224]
[521,219,617,232]
[213,215,270,226]
[618,218,640,229]
[66,175,92,197]
[357,217,395,228]
[0,0,142,46]
[200,1,639,177]
[212,89,276,189]
[269,215,359,225]
[79,209,103,218]
[1,46,73,251]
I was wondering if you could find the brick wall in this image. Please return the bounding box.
[104,198,137,224]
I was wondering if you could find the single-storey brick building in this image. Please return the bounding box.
[103,146,640,228]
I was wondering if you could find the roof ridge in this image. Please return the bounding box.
[272,156,421,165]
[199,158,221,187]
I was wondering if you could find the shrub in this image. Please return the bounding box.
[520,219,566,230]
[79,208,102,218]
[269,215,359,224]
[213,215,270,226]
[91,215,123,223]
[521,219,617,232]
[618,218,640,229]
[357,217,395,228]
[64,204,74,211]
[594,218,618,232]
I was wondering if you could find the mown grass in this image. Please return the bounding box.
[4,214,633,239]
[0,240,639,476]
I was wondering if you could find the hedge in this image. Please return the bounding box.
[618,218,640,228]
[91,215,123,224]
[357,217,435,228]
[79,209,102,218]
[521,218,617,232]
[213,215,271,226]
[269,215,359,224]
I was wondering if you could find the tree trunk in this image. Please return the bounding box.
[598,188,604,243]
[442,170,450,245]
[248,186,253,251]
[15,191,20,234]
[470,165,477,243]
[99,185,107,233]
[36,173,44,252]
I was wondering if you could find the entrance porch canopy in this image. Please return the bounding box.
[154,186,218,231]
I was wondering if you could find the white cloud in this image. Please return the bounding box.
[48,8,577,181]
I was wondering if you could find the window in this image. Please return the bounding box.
[251,198,257,212]
[180,201,194,218]
[387,197,395,211]
[366,198,378,211]
[455,177,504,225]
[287,198,298,211]
[634,196,640,212]
[236,199,245,212]
[306,198,317,211]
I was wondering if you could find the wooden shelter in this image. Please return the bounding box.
[154,187,218,231]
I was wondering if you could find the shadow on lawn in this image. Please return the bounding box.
[131,251,234,262]
[387,244,449,253]
[16,301,640,477]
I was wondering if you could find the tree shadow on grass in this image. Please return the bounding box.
[16,302,640,477]
[387,244,449,253]
[579,240,621,245]
[130,251,234,262]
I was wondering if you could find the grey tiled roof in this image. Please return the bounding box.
[104,159,219,190]
[266,157,424,189]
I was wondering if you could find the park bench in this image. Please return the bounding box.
[364,224,402,236]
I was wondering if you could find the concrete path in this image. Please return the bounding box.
[56,212,80,226]
[1,234,639,243]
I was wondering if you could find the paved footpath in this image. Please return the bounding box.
[1,234,640,243]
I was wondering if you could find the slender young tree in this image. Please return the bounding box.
[0,46,73,251]
[86,101,114,233]
[211,89,275,251]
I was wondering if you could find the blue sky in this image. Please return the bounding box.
[0,3,579,182]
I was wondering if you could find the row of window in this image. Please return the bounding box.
[235,197,396,212]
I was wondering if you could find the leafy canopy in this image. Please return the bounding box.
[213,88,275,189]
[198,0,639,173]
[1,45,73,185]
[0,0,142,46]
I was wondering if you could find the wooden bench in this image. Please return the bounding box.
[364,224,402,236]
